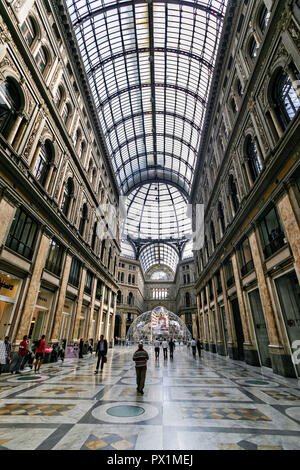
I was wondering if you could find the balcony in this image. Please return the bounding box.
[241,260,254,277]
[263,231,286,259]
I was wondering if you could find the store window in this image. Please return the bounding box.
[28,287,54,340]
[6,207,38,260]
[259,205,286,258]
[45,239,64,276]
[0,272,21,338]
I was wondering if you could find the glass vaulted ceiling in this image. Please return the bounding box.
[66,0,228,273]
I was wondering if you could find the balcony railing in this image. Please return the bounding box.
[241,260,254,277]
[263,231,286,258]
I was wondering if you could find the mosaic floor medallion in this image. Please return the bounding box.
[107,405,145,417]
[7,375,49,383]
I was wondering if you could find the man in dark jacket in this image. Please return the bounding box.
[95,335,108,373]
[196,338,201,358]
[133,343,149,395]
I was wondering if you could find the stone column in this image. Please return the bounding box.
[231,252,260,365]
[7,113,23,145]
[121,313,126,338]
[248,228,292,376]
[277,192,300,283]
[0,197,16,246]
[72,267,87,342]
[15,232,51,342]
[104,289,112,341]
[200,290,208,348]
[110,293,117,346]
[220,265,236,357]
[96,284,106,340]
[87,277,98,339]
[206,284,216,353]
[192,313,197,339]
[50,253,72,342]
[211,275,226,356]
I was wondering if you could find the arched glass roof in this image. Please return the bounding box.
[123,182,191,240]
[139,242,179,273]
[66,0,228,272]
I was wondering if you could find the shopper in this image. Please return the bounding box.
[154,338,160,359]
[0,336,12,373]
[196,338,201,358]
[191,337,197,357]
[79,338,84,358]
[133,342,149,395]
[169,338,175,359]
[95,335,107,373]
[10,335,28,374]
[162,339,168,359]
[34,335,46,373]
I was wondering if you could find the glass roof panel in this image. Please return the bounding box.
[66,0,228,271]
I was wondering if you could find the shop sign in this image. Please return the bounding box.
[36,288,53,310]
[0,273,20,299]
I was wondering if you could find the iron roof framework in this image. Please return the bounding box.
[66,0,227,272]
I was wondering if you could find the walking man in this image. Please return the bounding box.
[162,339,168,359]
[154,337,160,359]
[196,337,201,358]
[133,342,149,395]
[191,337,197,357]
[10,335,28,374]
[34,335,46,373]
[169,338,175,359]
[95,335,107,373]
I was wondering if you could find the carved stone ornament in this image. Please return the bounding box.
[13,0,26,12]
[288,19,300,50]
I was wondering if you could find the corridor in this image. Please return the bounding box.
[0,345,300,450]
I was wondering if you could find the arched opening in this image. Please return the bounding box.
[91,221,97,251]
[128,292,134,306]
[218,201,225,236]
[272,65,300,131]
[21,16,36,47]
[0,78,23,139]
[229,174,239,213]
[61,177,74,216]
[33,139,53,186]
[79,203,88,237]
[246,136,262,183]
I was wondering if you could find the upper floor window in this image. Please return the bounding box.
[249,36,259,60]
[6,207,38,260]
[231,98,237,115]
[0,79,22,139]
[259,5,270,33]
[33,140,53,187]
[225,259,235,288]
[237,79,243,97]
[246,137,262,182]
[34,46,48,74]
[21,16,36,47]
[45,239,64,276]
[218,201,226,236]
[61,177,74,216]
[185,292,191,307]
[210,221,216,250]
[78,203,88,237]
[91,221,97,251]
[273,66,300,131]
[84,270,93,295]
[128,292,134,306]
[61,103,70,124]
[259,206,286,258]
[117,290,122,304]
[54,86,63,108]
[229,175,239,213]
[68,257,81,288]
[239,237,254,276]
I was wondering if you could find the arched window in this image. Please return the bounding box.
[249,36,258,60]
[210,221,216,250]
[231,98,237,114]
[246,137,262,182]
[21,16,36,47]
[218,201,225,236]
[0,79,22,139]
[120,272,124,283]
[107,247,112,271]
[128,292,134,306]
[273,66,300,131]
[229,175,239,213]
[79,203,88,237]
[61,103,70,124]
[185,292,191,307]
[54,86,63,108]
[259,4,270,33]
[117,290,122,304]
[91,221,97,251]
[78,141,85,159]
[61,177,74,216]
[33,140,53,186]
[132,274,135,284]
[74,129,81,149]
[34,46,48,74]
[128,274,131,284]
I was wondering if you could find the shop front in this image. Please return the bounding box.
[60,297,75,342]
[28,287,54,341]
[0,271,22,338]
[77,304,89,340]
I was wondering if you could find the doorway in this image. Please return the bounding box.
[231,298,244,361]
[275,270,300,377]
[248,288,271,367]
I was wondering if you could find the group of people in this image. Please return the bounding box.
[0,335,47,375]
[190,337,202,358]
[153,338,176,359]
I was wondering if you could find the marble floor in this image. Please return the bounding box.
[0,345,300,450]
